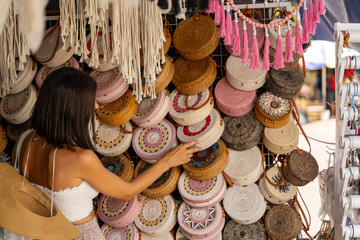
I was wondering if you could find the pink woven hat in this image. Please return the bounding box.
[101,222,139,240]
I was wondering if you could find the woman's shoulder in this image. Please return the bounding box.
[70,147,99,165]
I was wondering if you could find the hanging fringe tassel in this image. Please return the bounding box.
[308,0,316,35]
[241,20,248,63]
[318,0,326,15]
[214,0,221,25]
[232,13,241,56]
[272,25,285,70]
[294,13,303,54]
[313,0,320,23]
[285,21,294,62]
[218,0,226,38]
[207,0,216,13]
[262,28,270,71]
[250,26,260,69]
[224,2,233,45]
[302,0,309,44]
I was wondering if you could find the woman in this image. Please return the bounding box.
[15,68,201,239]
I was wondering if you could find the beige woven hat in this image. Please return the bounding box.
[0,163,81,239]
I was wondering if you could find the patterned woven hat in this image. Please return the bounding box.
[9,56,37,94]
[282,149,319,186]
[176,228,222,240]
[35,22,75,68]
[35,57,81,89]
[221,112,263,151]
[135,194,177,237]
[214,77,257,117]
[263,121,299,154]
[178,202,225,240]
[172,56,217,95]
[169,88,214,126]
[177,108,224,150]
[173,14,219,60]
[223,220,266,240]
[226,55,267,91]
[96,89,138,126]
[101,154,134,182]
[6,119,31,142]
[182,139,229,181]
[98,194,143,228]
[268,68,304,99]
[134,161,180,198]
[258,166,297,204]
[178,172,227,208]
[255,91,292,128]
[141,231,174,240]
[132,119,176,160]
[101,222,139,240]
[89,67,129,104]
[0,84,37,124]
[265,205,302,240]
[132,90,171,128]
[94,121,133,156]
[224,147,263,186]
[223,184,267,225]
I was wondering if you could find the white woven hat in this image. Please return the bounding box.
[140,231,174,240]
[263,121,299,154]
[9,56,37,94]
[175,228,222,240]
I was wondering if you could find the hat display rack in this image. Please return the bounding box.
[0,0,328,239]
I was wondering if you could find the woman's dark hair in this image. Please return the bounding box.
[31,67,97,150]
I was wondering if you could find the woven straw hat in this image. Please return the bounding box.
[265,205,302,240]
[0,163,81,239]
[178,172,227,208]
[224,147,263,186]
[268,68,305,99]
[101,154,134,182]
[172,56,217,95]
[135,194,177,237]
[176,228,222,240]
[9,56,37,94]
[169,88,214,126]
[0,125,8,155]
[134,161,180,198]
[182,139,229,181]
[173,14,219,60]
[101,222,139,239]
[223,184,267,225]
[263,121,299,154]
[223,220,266,240]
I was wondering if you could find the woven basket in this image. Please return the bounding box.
[178,202,225,240]
[9,56,37,94]
[135,194,177,237]
[155,56,175,94]
[173,14,219,60]
[267,68,304,99]
[223,184,267,225]
[268,19,296,52]
[223,220,266,240]
[172,56,217,95]
[101,222,139,239]
[101,154,134,182]
[225,55,267,91]
[263,121,299,154]
[224,146,263,186]
[0,125,8,155]
[265,205,302,240]
[214,77,257,117]
[221,112,263,151]
[269,46,302,71]
[134,161,180,198]
[94,121,133,156]
[182,139,229,181]
[6,119,31,142]
[176,228,221,240]
[169,88,214,126]
[141,231,174,240]
[254,91,291,128]
[96,89,138,126]
[98,194,143,228]
[282,149,319,186]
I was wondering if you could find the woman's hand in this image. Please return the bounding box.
[159,140,202,169]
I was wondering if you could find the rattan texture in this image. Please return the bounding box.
[263,121,299,154]
[101,154,134,182]
[101,222,139,240]
[223,220,266,240]
[6,119,31,142]
[267,68,305,99]
[9,56,37,94]
[0,125,8,154]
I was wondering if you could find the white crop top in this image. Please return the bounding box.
[15,129,99,222]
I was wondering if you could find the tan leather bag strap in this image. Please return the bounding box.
[291,99,311,153]
[243,8,264,23]
[260,143,285,187]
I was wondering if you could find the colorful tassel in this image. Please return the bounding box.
[262,28,270,71]
[294,14,303,54]
[272,26,285,70]
[250,26,260,69]
[214,0,221,25]
[302,0,309,44]
[218,0,226,38]
[314,0,320,23]
[285,21,294,62]
[207,0,215,13]
[224,2,233,45]
[308,0,316,35]
[241,20,249,63]
[232,13,241,56]
[318,0,326,14]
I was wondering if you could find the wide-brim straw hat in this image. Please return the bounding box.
[0,163,81,239]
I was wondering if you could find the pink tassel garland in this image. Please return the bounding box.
[250,26,260,69]
[285,23,294,62]
[214,0,221,25]
[218,1,226,38]
[224,5,233,45]
[294,20,303,54]
[314,0,320,23]
[318,0,326,14]
[207,0,215,13]
[232,14,241,56]
[302,8,309,43]
[262,31,270,71]
[308,0,316,35]
[272,26,285,70]
[241,20,249,63]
